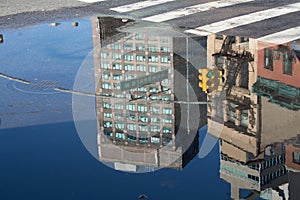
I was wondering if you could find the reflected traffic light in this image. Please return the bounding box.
[199,68,224,93]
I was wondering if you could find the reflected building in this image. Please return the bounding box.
[285,135,300,199]
[206,34,300,199]
[92,17,206,172]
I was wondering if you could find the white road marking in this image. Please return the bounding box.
[185,2,300,36]
[258,26,300,45]
[110,0,175,13]
[143,0,255,22]
[77,0,106,3]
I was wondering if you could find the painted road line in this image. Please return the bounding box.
[77,0,106,3]
[143,0,254,22]
[110,0,175,13]
[185,2,300,36]
[258,26,300,45]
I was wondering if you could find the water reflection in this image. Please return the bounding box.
[87,17,208,172]
[1,15,300,200]
[206,34,300,199]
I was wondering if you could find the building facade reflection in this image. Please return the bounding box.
[206,34,300,199]
[92,17,206,172]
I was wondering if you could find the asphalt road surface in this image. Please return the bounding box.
[1,0,300,41]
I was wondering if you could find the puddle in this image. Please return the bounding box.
[0,14,300,200]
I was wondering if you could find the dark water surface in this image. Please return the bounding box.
[1,16,300,200]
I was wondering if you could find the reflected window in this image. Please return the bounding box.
[162,137,172,145]
[149,86,159,93]
[215,34,223,40]
[103,102,112,109]
[115,93,123,98]
[124,54,133,61]
[138,105,147,112]
[112,53,121,60]
[127,135,136,142]
[151,136,160,144]
[148,55,159,63]
[116,132,125,141]
[161,56,171,63]
[127,113,136,121]
[103,112,112,118]
[151,117,160,123]
[101,62,110,69]
[101,52,109,59]
[240,109,248,128]
[137,86,147,92]
[163,116,172,124]
[113,74,122,80]
[112,63,122,70]
[128,135,137,142]
[126,104,136,111]
[125,64,134,71]
[293,151,300,164]
[150,106,160,114]
[139,136,148,144]
[162,96,171,101]
[102,73,110,80]
[162,108,172,115]
[162,127,172,134]
[135,33,144,40]
[161,37,170,43]
[283,52,293,75]
[149,65,158,73]
[137,64,146,72]
[150,125,160,132]
[102,82,111,89]
[114,103,123,110]
[113,83,120,90]
[227,103,236,123]
[124,43,133,51]
[264,48,273,70]
[138,115,148,123]
[239,62,249,89]
[114,113,123,120]
[162,79,170,85]
[136,44,145,51]
[160,46,170,53]
[139,125,148,132]
[148,45,159,52]
[111,43,121,50]
[104,121,112,128]
[240,37,249,43]
[136,55,146,62]
[150,95,159,100]
[115,123,124,129]
[104,130,113,139]
[125,74,135,80]
[127,124,136,131]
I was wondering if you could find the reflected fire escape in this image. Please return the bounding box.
[213,36,254,97]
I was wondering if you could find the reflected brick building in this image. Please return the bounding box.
[205,34,300,199]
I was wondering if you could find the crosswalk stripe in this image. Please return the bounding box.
[142,0,255,22]
[185,2,300,36]
[77,0,106,3]
[257,26,300,45]
[110,0,175,13]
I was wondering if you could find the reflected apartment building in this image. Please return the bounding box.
[206,35,300,199]
[285,135,300,199]
[92,17,206,172]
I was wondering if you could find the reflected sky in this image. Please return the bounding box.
[0,15,300,200]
